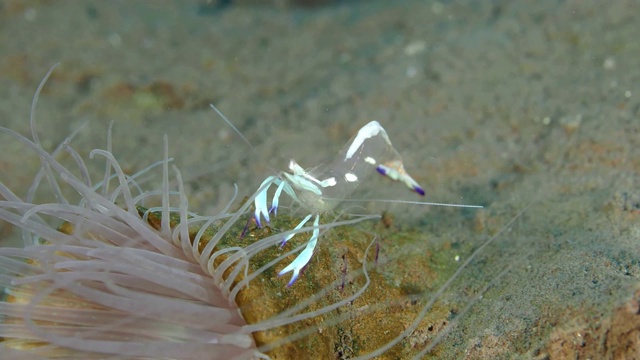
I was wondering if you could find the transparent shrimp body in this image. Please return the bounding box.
[254,121,425,286]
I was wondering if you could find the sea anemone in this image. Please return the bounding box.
[0,66,523,359]
[0,66,260,359]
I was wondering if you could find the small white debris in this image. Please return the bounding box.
[108,33,122,47]
[603,57,616,70]
[542,116,551,125]
[431,2,444,15]
[625,90,632,98]
[454,255,460,262]
[23,8,37,22]
[404,41,426,56]
[217,128,231,142]
[406,66,418,78]
[560,114,582,134]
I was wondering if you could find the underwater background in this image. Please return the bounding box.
[1,0,639,358]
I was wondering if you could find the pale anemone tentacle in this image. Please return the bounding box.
[27,63,66,207]
[161,134,172,240]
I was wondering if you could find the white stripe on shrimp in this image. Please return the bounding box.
[210,105,481,287]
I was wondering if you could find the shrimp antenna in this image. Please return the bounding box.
[328,197,483,208]
[209,104,257,153]
[209,103,279,176]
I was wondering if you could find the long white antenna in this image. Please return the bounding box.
[209,104,257,153]
[328,197,483,208]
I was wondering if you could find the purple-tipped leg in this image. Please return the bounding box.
[278,215,320,286]
[279,214,313,248]
[254,178,274,228]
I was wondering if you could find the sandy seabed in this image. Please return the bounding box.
[1,0,639,358]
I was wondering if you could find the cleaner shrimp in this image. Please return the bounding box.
[210,106,483,286]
